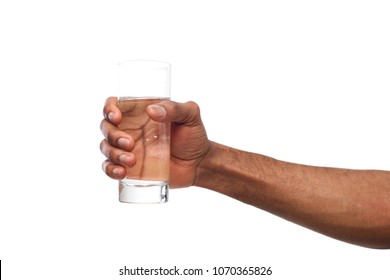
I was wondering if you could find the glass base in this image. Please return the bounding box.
[119,179,169,203]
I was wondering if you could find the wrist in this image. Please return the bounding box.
[193,141,273,207]
[194,142,246,192]
[194,141,218,188]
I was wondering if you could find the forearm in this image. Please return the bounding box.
[195,142,390,249]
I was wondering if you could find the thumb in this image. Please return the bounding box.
[147,100,201,126]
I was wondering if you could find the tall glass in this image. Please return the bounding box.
[117,60,171,203]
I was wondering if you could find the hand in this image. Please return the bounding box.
[100,97,211,188]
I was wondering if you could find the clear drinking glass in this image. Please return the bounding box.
[117,60,171,203]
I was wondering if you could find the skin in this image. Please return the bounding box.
[100,97,390,249]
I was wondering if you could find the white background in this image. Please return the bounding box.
[0,0,389,279]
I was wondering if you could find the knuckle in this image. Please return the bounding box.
[106,130,121,145]
[108,148,118,162]
[100,119,106,132]
[186,101,200,115]
[186,100,198,107]
[99,139,106,153]
[101,160,109,173]
[184,101,201,124]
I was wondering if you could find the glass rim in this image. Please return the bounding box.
[118,59,171,70]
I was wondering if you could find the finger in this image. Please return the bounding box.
[147,100,201,126]
[102,160,126,180]
[103,96,121,125]
[100,119,134,151]
[100,139,136,167]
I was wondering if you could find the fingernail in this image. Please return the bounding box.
[108,112,115,122]
[113,167,122,176]
[117,137,131,149]
[119,154,132,165]
[149,105,166,118]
